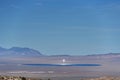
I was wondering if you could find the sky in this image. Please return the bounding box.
[0,0,120,55]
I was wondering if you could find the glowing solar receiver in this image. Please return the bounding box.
[62,59,66,63]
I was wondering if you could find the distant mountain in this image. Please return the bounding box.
[0,47,43,57]
[86,53,120,58]
[48,53,120,59]
[1,46,120,58]
[0,47,7,52]
[50,55,72,57]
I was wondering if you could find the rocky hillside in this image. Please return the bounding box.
[0,76,120,80]
[0,76,26,80]
[0,75,50,80]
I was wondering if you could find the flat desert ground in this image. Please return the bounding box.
[0,56,120,80]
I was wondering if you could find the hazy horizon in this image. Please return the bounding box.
[0,0,120,55]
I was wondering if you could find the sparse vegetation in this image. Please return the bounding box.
[0,76,27,80]
[0,76,120,80]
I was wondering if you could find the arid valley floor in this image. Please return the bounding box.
[0,55,120,80]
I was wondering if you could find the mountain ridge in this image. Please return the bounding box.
[0,47,120,58]
[0,47,43,57]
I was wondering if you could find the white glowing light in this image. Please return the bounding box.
[62,59,66,63]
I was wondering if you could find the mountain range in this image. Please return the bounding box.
[0,47,43,57]
[0,47,120,58]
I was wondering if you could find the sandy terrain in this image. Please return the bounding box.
[0,56,120,79]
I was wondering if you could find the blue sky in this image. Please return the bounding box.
[0,0,120,55]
